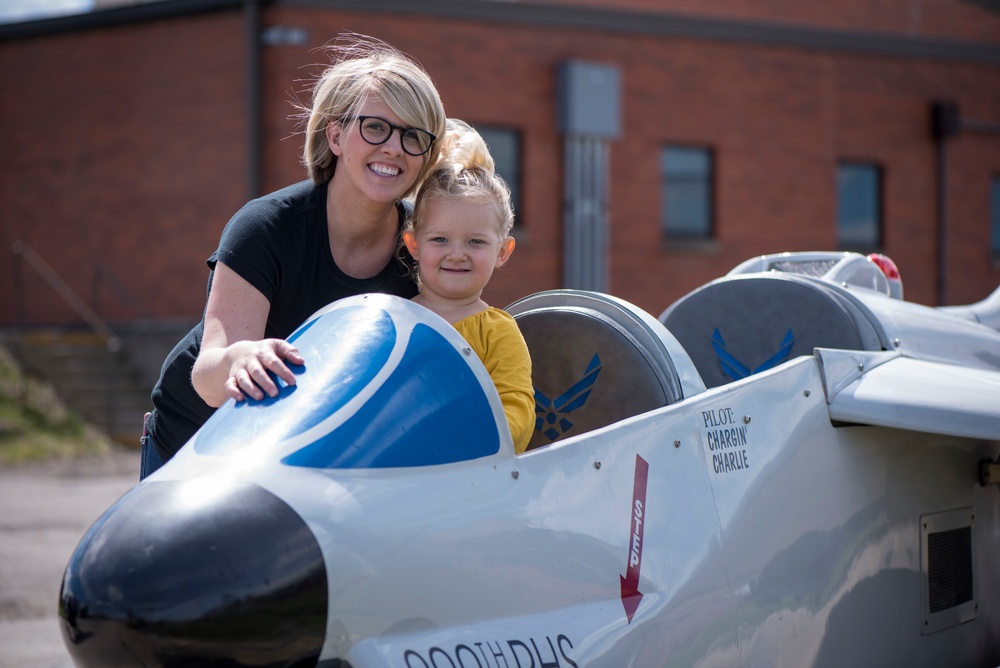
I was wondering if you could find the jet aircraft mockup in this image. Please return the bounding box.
[59,251,1000,667]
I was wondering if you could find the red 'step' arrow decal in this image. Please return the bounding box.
[620,454,649,623]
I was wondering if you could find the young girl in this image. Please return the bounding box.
[402,119,534,453]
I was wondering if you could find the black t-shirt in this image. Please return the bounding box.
[147,180,418,458]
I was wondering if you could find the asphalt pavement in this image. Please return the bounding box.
[0,448,139,668]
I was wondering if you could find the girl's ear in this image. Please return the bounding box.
[495,236,516,268]
[402,230,419,258]
[326,122,343,157]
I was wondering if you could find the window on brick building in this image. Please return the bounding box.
[476,126,522,228]
[837,162,882,251]
[662,145,714,240]
[991,175,1000,262]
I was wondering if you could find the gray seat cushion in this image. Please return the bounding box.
[659,275,883,389]
[508,291,682,451]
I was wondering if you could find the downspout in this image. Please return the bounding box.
[557,61,621,292]
[931,101,960,306]
[245,0,262,200]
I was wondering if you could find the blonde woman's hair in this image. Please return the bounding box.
[410,118,515,239]
[301,34,446,194]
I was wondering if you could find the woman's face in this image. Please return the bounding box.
[326,97,428,205]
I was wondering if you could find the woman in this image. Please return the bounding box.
[141,35,447,479]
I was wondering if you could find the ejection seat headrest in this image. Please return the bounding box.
[659,274,885,389]
[506,290,694,451]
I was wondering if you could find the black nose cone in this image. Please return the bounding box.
[59,478,328,668]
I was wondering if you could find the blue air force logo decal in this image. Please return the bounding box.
[534,353,602,442]
[712,328,794,382]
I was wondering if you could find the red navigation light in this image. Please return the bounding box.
[867,253,900,280]
[867,253,904,299]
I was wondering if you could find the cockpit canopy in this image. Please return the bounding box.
[191,295,508,468]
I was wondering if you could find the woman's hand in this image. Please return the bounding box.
[192,262,306,408]
[221,339,304,402]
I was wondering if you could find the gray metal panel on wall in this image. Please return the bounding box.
[557,61,621,138]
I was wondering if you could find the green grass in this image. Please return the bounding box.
[0,344,113,465]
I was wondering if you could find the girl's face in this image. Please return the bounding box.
[403,197,515,305]
[326,97,427,205]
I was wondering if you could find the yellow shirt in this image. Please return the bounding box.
[454,308,534,454]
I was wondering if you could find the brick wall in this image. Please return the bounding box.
[1,10,248,325]
[1,0,998,331]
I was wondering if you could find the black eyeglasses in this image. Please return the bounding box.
[354,116,436,156]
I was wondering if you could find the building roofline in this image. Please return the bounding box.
[3,0,999,65]
[0,0,242,40]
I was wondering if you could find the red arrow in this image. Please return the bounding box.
[620,454,649,623]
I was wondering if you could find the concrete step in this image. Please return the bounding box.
[7,330,153,446]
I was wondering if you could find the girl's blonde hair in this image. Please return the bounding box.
[301,34,446,195]
[410,119,515,239]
